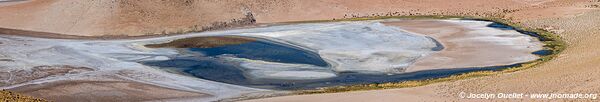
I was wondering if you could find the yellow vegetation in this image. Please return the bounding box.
[0,90,46,102]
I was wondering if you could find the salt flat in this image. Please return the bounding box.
[0,19,543,101]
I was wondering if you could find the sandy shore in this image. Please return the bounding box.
[9,79,212,102]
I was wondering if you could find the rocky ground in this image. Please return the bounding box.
[0,0,586,37]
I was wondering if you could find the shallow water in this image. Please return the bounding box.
[141,35,451,89]
[141,36,521,89]
[532,50,553,56]
[142,38,331,86]
[141,19,545,90]
[188,39,328,67]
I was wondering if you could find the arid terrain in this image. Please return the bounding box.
[2,0,591,37]
[1,0,600,101]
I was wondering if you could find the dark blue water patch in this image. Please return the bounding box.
[532,50,553,56]
[140,35,528,90]
[142,54,522,90]
[142,36,330,86]
[188,38,329,67]
[515,29,550,41]
[467,19,551,41]
[486,22,516,30]
[426,36,445,51]
[139,20,553,90]
[261,64,520,90]
[142,57,252,84]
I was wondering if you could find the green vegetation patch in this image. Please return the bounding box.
[145,36,257,48]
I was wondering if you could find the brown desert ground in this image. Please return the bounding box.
[1,0,600,101]
[10,80,212,102]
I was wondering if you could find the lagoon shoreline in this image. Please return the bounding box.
[0,16,564,101]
